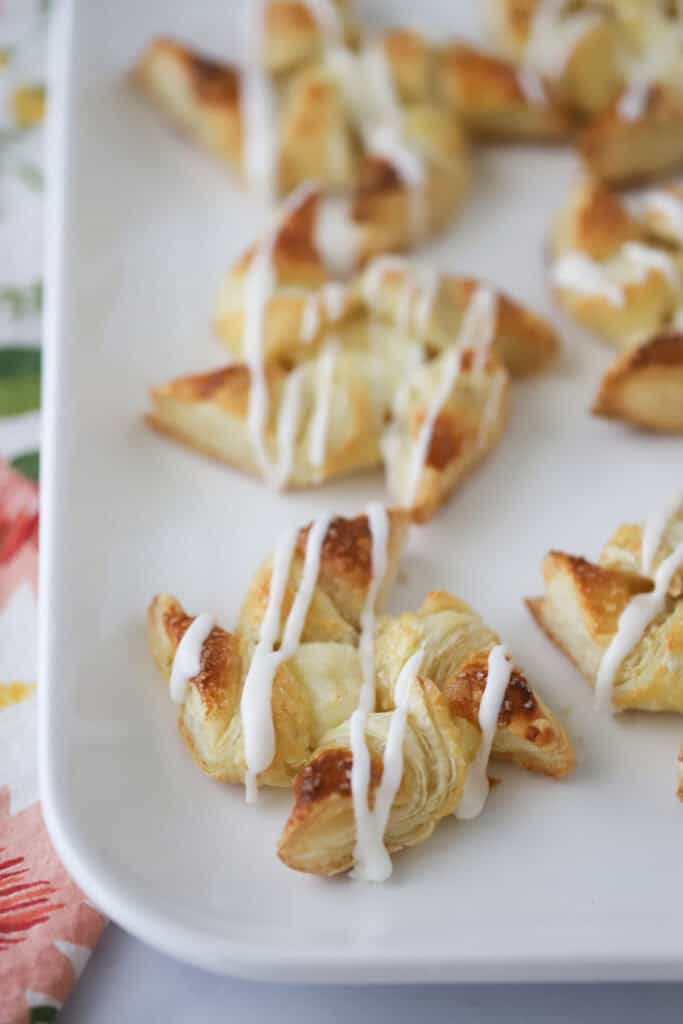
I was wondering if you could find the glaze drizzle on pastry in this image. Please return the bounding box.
[405,285,497,506]
[596,494,683,712]
[456,644,513,820]
[351,645,424,882]
[243,182,318,484]
[241,0,279,202]
[169,614,215,704]
[240,513,333,800]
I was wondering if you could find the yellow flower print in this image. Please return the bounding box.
[12,84,46,129]
[0,681,35,707]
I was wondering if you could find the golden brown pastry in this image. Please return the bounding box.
[134,0,582,259]
[279,589,574,876]
[527,497,683,714]
[147,508,574,877]
[436,40,574,141]
[489,1,683,183]
[487,0,626,117]
[134,20,471,250]
[580,86,683,185]
[549,178,683,432]
[148,509,410,785]
[593,332,683,433]
[149,230,559,521]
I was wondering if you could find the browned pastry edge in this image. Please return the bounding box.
[443,649,576,777]
[580,86,683,186]
[593,333,683,434]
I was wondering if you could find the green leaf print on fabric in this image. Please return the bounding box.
[0,281,42,319]
[29,1008,59,1024]
[11,450,40,482]
[0,347,41,415]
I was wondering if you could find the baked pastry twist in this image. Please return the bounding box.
[549,178,683,432]
[134,1,579,258]
[527,494,683,797]
[489,0,683,184]
[148,509,574,877]
[149,199,559,520]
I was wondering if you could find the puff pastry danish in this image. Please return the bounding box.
[135,5,470,250]
[148,191,559,521]
[549,178,683,432]
[489,0,683,184]
[527,492,683,797]
[148,507,574,878]
[134,0,581,262]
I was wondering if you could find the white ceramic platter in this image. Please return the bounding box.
[39,0,683,983]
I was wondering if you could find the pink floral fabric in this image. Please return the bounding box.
[0,3,106,1021]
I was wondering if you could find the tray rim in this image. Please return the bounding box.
[36,0,683,983]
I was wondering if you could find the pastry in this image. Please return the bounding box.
[580,86,683,186]
[592,333,683,433]
[134,0,580,261]
[148,190,559,521]
[135,4,471,248]
[489,0,683,183]
[436,40,574,141]
[527,492,683,716]
[549,178,683,432]
[148,507,574,878]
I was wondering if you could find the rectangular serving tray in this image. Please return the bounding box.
[39,0,683,982]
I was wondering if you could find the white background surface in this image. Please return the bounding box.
[41,0,683,990]
[59,925,683,1022]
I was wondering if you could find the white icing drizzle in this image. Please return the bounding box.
[362,258,439,336]
[617,82,650,121]
[403,285,497,507]
[314,194,358,277]
[595,541,683,713]
[673,306,683,331]
[308,337,340,471]
[300,295,321,344]
[322,281,347,320]
[301,0,343,47]
[357,502,390,708]
[641,490,683,576]
[552,252,624,307]
[405,346,464,507]
[620,242,679,288]
[241,0,279,202]
[412,270,439,337]
[300,283,348,344]
[618,28,683,122]
[517,66,547,107]
[240,514,333,801]
[524,2,600,81]
[350,645,424,882]
[462,287,498,373]
[455,644,513,820]
[328,40,427,243]
[169,614,215,705]
[641,190,683,244]
[244,182,318,483]
[273,366,305,488]
[477,366,507,453]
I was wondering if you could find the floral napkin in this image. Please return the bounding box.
[0,3,105,1021]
